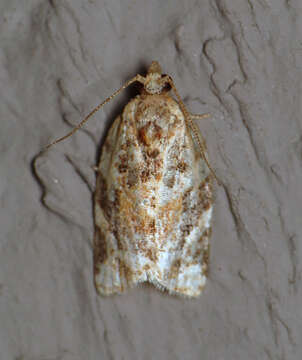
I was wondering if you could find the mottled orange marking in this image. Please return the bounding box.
[93,62,214,297]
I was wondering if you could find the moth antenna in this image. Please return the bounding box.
[167,77,222,185]
[45,74,145,150]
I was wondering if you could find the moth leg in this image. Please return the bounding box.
[189,113,210,120]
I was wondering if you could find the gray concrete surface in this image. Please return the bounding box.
[1,1,302,359]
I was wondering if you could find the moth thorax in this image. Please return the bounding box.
[144,73,165,94]
[144,62,170,95]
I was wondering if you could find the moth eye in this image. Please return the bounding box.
[162,82,171,92]
[160,74,171,91]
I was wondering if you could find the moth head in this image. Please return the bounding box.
[143,61,171,95]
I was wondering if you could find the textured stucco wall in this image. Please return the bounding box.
[1,1,302,359]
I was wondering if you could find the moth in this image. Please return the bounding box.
[47,61,218,297]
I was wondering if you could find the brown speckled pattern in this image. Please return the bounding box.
[94,93,213,297]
